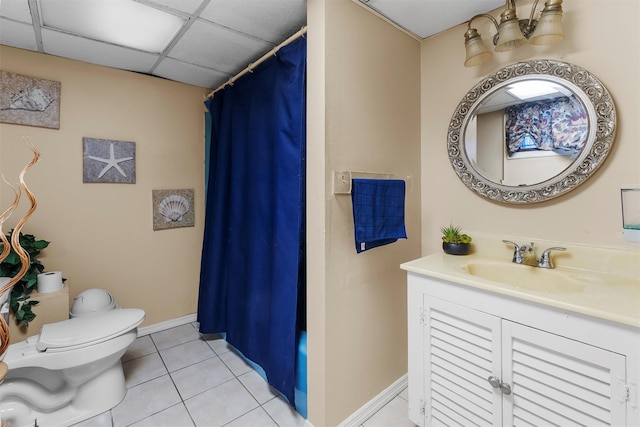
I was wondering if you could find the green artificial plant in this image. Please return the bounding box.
[440,224,472,244]
[0,230,50,327]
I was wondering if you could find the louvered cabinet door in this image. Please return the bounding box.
[502,321,627,426]
[425,297,503,426]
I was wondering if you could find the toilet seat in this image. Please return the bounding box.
[37,308,145,352]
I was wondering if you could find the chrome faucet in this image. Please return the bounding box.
[502,240,566,269]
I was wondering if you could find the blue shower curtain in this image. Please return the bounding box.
[198,37,306,405]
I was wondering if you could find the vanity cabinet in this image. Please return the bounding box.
[407,272,640,427]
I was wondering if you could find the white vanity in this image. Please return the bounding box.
[401,234,640,426]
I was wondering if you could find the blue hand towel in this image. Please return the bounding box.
[351,178,407,253]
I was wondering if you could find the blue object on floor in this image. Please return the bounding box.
[351,178,407,253]
[295,330,307,418]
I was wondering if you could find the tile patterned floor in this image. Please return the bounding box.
[71,322,414,427]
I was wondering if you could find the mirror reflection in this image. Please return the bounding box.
[465,79,588,186]
[448,59,616,204]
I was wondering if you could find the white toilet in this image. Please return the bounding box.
[0,289,145,427]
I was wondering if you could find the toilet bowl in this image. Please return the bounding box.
[0,307,145,427]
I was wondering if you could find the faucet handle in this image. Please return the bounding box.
[503,240,530,263]
[538,247,566,269]
[502,240,520,263]
[502,240,520,250]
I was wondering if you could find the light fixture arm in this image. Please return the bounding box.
[522,0,543,37]
[526,0,542,27]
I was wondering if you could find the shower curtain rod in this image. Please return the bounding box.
[205,26,307,100]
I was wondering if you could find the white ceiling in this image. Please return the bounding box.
[356,0,503,39]
[0,0,307,89]
[0,0,505,89]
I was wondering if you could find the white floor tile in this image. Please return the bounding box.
[122,335,157,362]
[238,370,279,404]
[159,339,216,372]
[128,403,195,427]
[123,351,168,388]
[218,348,253,376]
[171,356,235,400]
[204,335,233,355]
[111,374,182,427]
[225,407,278,427]
[185,378,259,427]
[362,395,416,427]
[151,324,201,350]
[55,324,412,427]
[262,396,306,427]
[70,410,112,427]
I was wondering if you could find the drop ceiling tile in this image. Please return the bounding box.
[154,57,230,88]
[359,0,503,39]
[41,29,160,73]
[0,0,33,23]
[200,0,305,43]
[139,0,205,15]
[0,18,38,51]
[168,19,272,74]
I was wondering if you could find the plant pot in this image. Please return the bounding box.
[442,242,470,255]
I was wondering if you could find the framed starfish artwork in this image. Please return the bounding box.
[83,137,136,183]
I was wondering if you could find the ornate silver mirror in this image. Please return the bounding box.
[448,59,616,203]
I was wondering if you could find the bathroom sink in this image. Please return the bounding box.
[461,261,586,293]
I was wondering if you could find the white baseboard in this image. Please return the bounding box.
[137,313,197,336]
[338,374,408,427]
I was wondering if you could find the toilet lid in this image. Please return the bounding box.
[37,308,145,352]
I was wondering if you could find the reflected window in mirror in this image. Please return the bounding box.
[505,95,587,158]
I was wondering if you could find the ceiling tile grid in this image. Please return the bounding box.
[0,0,306,89]
[154,56,230,88]
[198,0,307,43]
[1,0,511,88]
[0,0,32,23]
[168,19,274,74]
[357,0,503,39]
[40,28,162,73]
[0,19,39,51]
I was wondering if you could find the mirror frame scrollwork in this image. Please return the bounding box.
[447,59,616,204]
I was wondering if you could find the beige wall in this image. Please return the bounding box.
[421,0,640,254]
[0,46,207,328]
[3,0,636,425]
[307,0,421,425]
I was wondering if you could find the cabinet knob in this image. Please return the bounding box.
[487,376,512,395]
[499,382,512,395]
[488,375,501,388]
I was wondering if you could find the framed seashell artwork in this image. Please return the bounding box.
[83,137,136,183]
[0,71,61,129]
[152,189,195,230]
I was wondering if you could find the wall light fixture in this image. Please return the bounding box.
[463,0,564,67]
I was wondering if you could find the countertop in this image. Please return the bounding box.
[401,249,640,329]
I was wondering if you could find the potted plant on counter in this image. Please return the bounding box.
[440,224,472,255]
